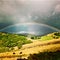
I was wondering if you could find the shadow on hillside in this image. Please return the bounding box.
[17,50,60,60]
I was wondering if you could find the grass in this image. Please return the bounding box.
[0,32,60,60]
[40,36,53,41]
[0,39,60,59]
[0,32,32,53]
[40,32,60,41]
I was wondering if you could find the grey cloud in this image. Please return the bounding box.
[0,0,59,24]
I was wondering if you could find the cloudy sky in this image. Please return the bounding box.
[0,0,60,29]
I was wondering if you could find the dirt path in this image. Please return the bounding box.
[21,39,60,50]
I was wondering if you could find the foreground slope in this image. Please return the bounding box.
[0,39,60,60]
[0,32,60,60]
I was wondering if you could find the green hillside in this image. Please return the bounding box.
[0,32,60,60]
[40,32,60,40]
[0,32,32,53]
[0,32,60,53]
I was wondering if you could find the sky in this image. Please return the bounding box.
[0,0,60,31]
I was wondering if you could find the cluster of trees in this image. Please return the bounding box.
[25,32,60,41]
[30,32,60,40]
[0,32,32,52]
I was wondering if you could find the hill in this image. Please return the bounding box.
[0,32,60,60]
[0,32,32,53]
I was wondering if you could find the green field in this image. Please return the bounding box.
[0,32,32,53]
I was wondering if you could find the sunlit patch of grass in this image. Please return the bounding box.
[40,36,53,41]
[40,32,60,41]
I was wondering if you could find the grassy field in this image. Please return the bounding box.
[0,32,32,53]
[0,39,60,60]
[0,32,60,60]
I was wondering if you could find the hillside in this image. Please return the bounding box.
[0,39,60,60]
[0,32,60,60]
[0,32,32,53]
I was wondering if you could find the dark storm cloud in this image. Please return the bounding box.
[0,0,60,24]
